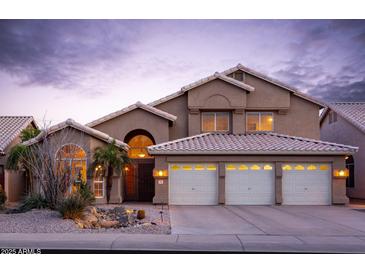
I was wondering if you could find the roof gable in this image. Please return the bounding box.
[222,64,326,108]
[87,101,177,128]
[0,116,35,153]
[320,102,365,134]
[149,64,326,108]
[23,119,129,150]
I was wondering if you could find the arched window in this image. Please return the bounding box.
[127,135,154,159]
[56,144,87,192]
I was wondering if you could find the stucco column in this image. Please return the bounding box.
[188,108,200,136]
[275,162,283,204]
[232,109,245,134]
[332,157,349,205]
[109,175,122,203]
[152,156,169,204]
[218,162,225,204]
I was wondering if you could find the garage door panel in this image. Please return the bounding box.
[282,163,331,205]
[169,163,218,205]
[225,163,275,205]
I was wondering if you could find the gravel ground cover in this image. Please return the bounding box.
[0,203,170,234]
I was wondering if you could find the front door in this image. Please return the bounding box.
[124,159,155,201]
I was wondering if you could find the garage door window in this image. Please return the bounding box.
[226,164,273,171]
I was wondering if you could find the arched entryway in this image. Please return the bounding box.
[124,129,155,201]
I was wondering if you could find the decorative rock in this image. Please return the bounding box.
[82,212,99,226]
[100,220,119,228]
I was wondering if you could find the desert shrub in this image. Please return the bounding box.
[58,194,86,220]
[137,209,145,220]
[79,183,95,206]
[0,185,7,209]
[19,193,48,212]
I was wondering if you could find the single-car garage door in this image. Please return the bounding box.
[282,163,331,205]
[169,163,218,205]
[225,163,275,205]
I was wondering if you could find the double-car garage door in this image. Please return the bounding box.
[168,163,331,205]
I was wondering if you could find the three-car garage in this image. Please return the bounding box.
[168,162,332,206]
[148,132,355,206]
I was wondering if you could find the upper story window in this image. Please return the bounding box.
[201,112,230,132]
[246,112,274,132]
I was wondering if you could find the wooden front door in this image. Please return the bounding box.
[0,165,4,191]
[124,160,155,201]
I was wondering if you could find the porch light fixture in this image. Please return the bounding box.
[153,169,168,178]
[138,153,146,158]
[333,169,349,178]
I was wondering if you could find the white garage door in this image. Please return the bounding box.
[282,163,331,205]
[225,163,275,205]
[169,163,218,205]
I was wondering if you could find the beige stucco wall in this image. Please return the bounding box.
[92,108,170,145]
[244,73,290,109]
[274,95,321,139]
[321,113,365,199]
[153,74,321,139]
[4,170,26,202]
[155,94,189,140]
[152,154,348,205]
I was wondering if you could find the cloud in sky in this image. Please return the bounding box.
[0,20,364,124]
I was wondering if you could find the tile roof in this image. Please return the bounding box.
[86,101,177,128]
[0,116,35,154]
[180,72,255,93]
[148,132,358,155]
[321,102,365,134]
[23,119,129,151]
[149,64,326,108]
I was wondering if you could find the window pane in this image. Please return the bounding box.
[216,112,229,131]
[247,113,259,131]
[260,113,273,131]
[127,135,154,158]
[202,113,215,132]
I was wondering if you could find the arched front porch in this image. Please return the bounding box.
[123,129,155,201]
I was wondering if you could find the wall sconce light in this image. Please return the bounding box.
[153,169,168,179]
[333,169,349,178]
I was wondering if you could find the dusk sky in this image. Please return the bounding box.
[0,19,365,126]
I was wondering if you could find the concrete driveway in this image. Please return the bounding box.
[169,205,365,236]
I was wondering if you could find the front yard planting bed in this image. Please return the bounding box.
[0,204,170,234]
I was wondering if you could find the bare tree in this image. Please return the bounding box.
[19,125,90,209]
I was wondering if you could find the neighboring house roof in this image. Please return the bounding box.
[148,132,358,155]
[320,102,365,134]
[0,116,35,154]
[149,63,326,108]
[23,118,129,150]
[86,101,177,128]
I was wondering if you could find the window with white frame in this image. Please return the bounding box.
[201,112,229,132]
[246,112,274,132]
[93,165,104,198]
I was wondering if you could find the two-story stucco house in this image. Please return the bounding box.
[320,102,365,200]
[86,64,357,206]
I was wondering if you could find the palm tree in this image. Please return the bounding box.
[6,127,40,193]
[92,140,129,203]
[6,127,40,170]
